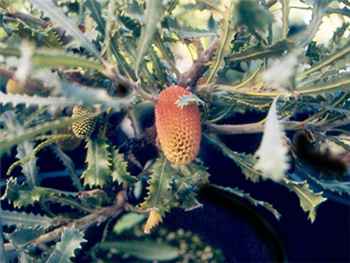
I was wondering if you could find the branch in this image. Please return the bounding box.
[206,118,350,135]
[103,64,157,101]
[178,39,220,89]
[5,11,71,44]
[206,121,302,135]
[5,191,127,251]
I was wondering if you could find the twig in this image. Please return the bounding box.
[206,117,350,135]
[5,191,127,252]
[5,11,71,44]
[178,39,220,89]
[103,64,156,101]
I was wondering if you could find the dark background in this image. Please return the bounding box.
[1,111,349,262]
[165,116,350,263]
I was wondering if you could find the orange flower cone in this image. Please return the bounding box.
[155,86,201,165]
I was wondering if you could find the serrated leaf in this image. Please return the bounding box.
[6,227,44,249]
[206,2,235,84]
[113,213,146,234]
[283,179,327,223]
[175,94,205,108]
[205,134,261,182]
[51,145,82,191]
[2,178,48,208]
[135,0,164,76]
[0,92,76,109]
[2,178,76,209]
[82,139,112,188]
[98,240,179,261]
[111,149,137,185]
[211,184,281,220]
[174,163,210,211]
[0,47,104,72]
[46,227,86,263]
[2,111,38,186]
[140,157,176,214]
[0,115,90,158]
[30,0,100,59]
[0,210,52,229]
[85,0,106,37]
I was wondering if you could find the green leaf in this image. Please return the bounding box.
[2,178,47,208]
[0,210,52,229]
[140,157,176,214]
[234,0,273,32]
[5,227,44,249]
[111,148,137,185]
[98,240,180,261]
[175,94,205,108]
[85,0,106,37]
[30,0,100,59]
[0,115,95,158]
[135,0,164,76]
[46,227,86,263]
[82,139,112,188]
[210,184,281,220]
[206,2,235,84]
[51,145,83,191]
[113,213,146,234]
[280,0,290,39]
[204,134,261,182]
[283,179,327,223]
[298,41,350,80]
[2,111,38,186]
[2,178,76,208]
[174,163,210,211]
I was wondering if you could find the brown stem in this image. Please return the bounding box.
[206,118,350,135]
[5,191,127,252]
[0,68,14,79]
[178,39,220,89]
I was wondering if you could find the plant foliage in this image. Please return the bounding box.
[0,0,349,261]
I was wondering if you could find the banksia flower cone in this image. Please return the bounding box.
[155,86,201,165]
[71,105,96,139]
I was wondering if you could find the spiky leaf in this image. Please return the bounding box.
[30,0,100,58]
[205,134,261,182]
[283,178,327,223]
[0,210,52,229]
[111,149,137,185]
[211,184,281,220]
[140,157,176,214]
[135,0,164,75]
[82,139,112,188]
[2,178,48,208]
[6,227,44,249]
[46,227,86,263]
[113,213,146,234]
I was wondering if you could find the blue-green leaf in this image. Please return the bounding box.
[46,227,86,263]
[98,240,179,261]
[135,0,164,76]
[30,0,100,59]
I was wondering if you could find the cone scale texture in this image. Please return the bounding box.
[155,86,201,165]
